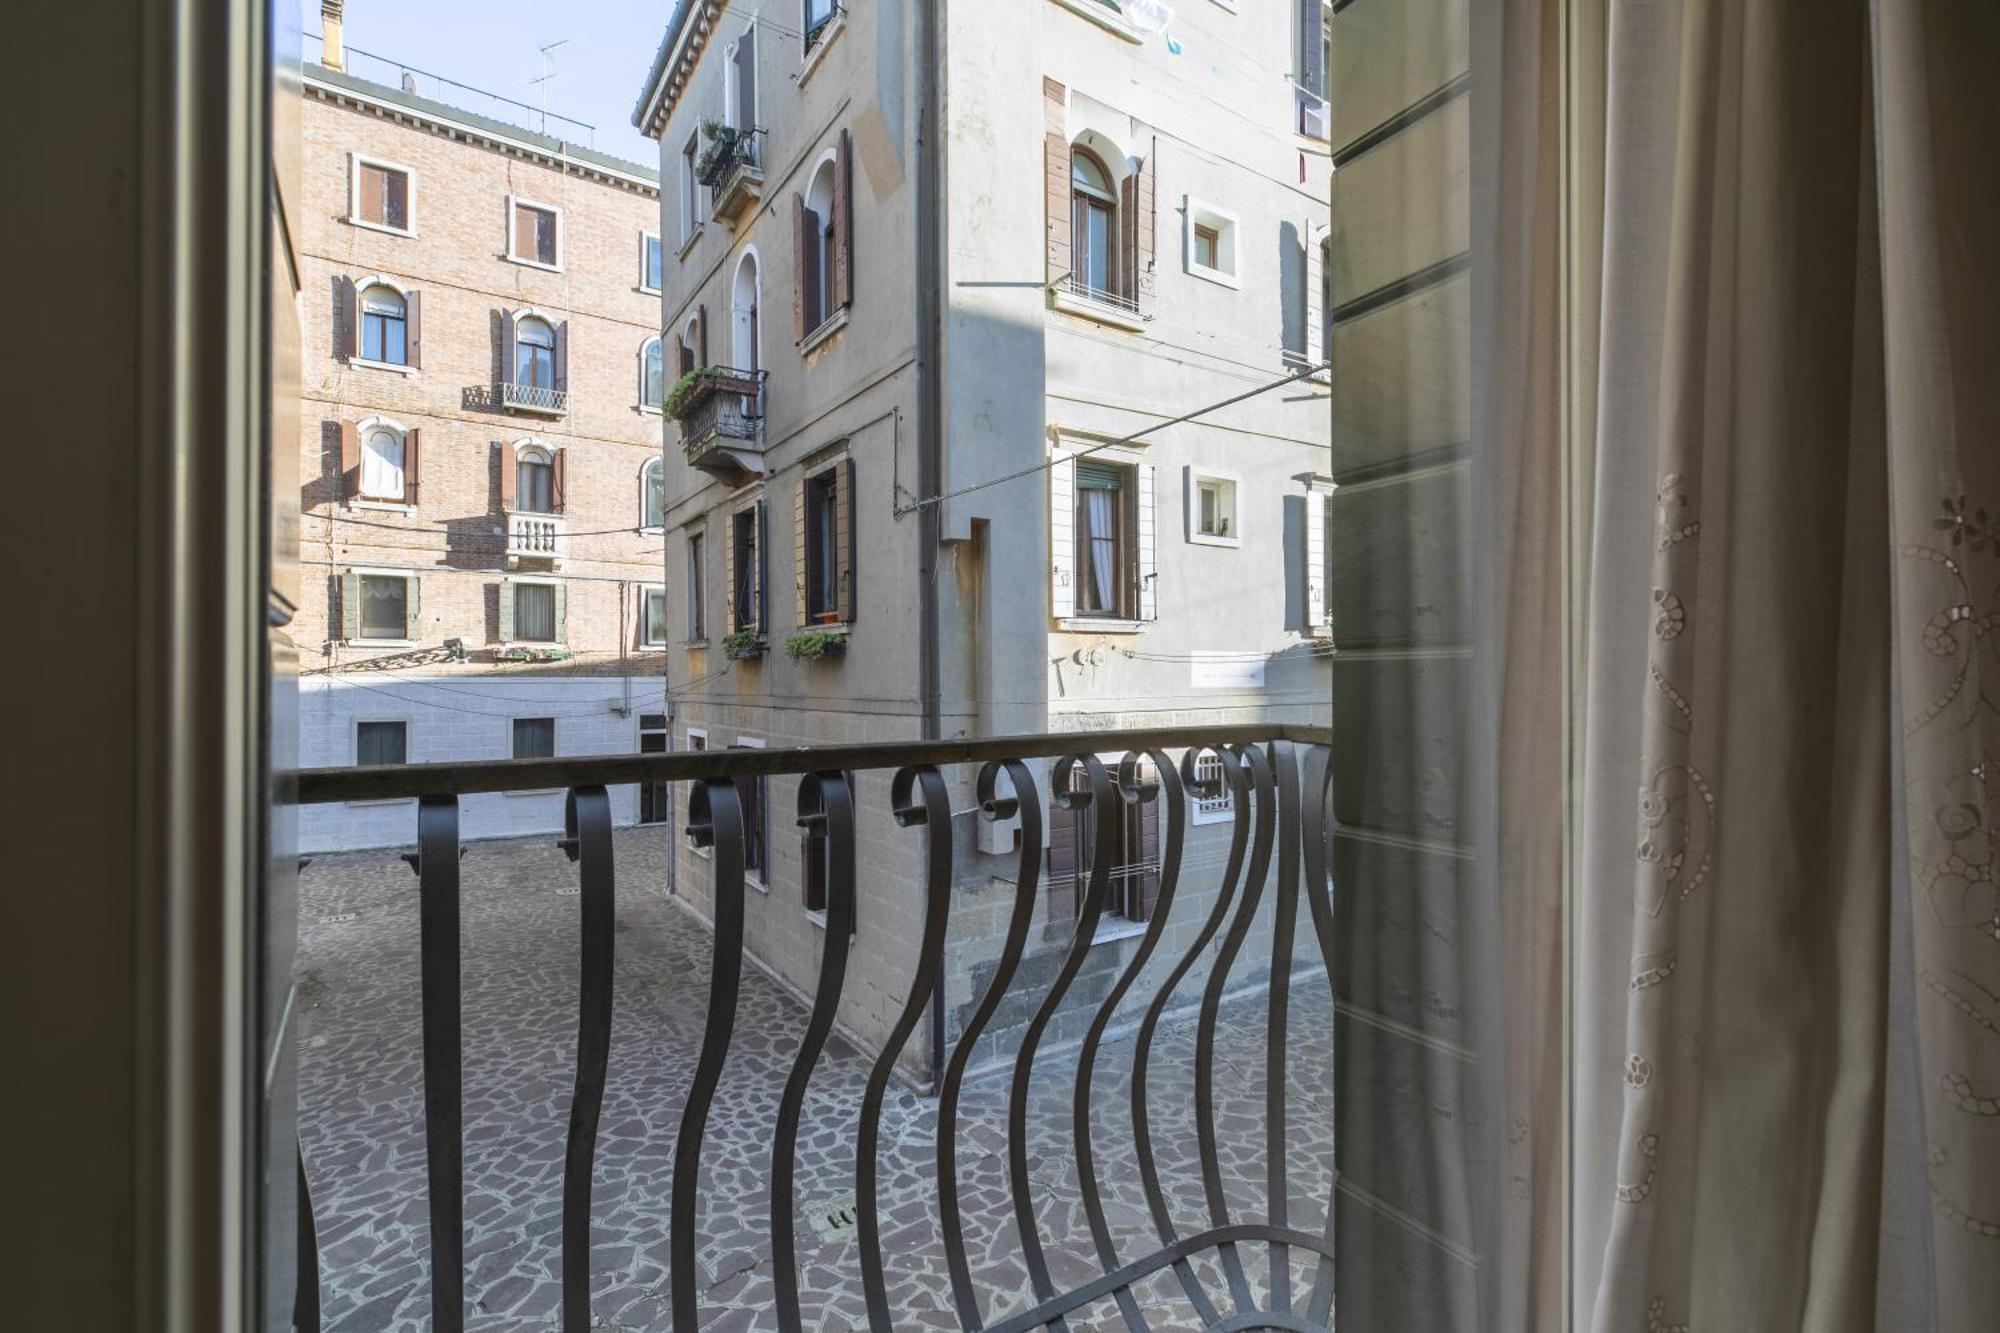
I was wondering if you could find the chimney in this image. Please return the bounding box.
[321,1,345,72]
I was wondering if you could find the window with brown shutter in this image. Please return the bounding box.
[508,198,561,267]
[353,157,412,232]
[1044,78,1070,286]
[403,428,421,507]
[832,128,853,311]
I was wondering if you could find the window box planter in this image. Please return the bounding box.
[722,631,765,661]
[496,646,572,663]
[665,366,764,420]
[784,628,847,662]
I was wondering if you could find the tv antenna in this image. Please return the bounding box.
[530,39,569,136]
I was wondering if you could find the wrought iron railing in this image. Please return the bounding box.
[676,366,766,460]
[292,723,1334,1333]
[696,125,761,190]
[1054,272,1147,319]
[500,380,569,414]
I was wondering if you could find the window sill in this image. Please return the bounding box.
[505,788,564,798]
[1050,287,1147,333]
[640,283,662,297]
[1092,916,1150,946]
[1047,0,1144,43]
[349,637,416,648]
[641,640,669,651]
[1190,803,1235,826]
[1057,617,1147,634]
[350,356,417,376]
[348,217,417,239]
[1186,263,1242,291]
[746,875,770,895]
[799,307,850,355]
[1188,531,1241,548]
[347,498,415,513]
[348,796,417,808]
[678,227,703,260]
[686,639,711,649]
[639,404,663,416]
[505,254,564,274]
[797,10,847,87]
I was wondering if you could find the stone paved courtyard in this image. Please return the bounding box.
[298,828,1335,1332]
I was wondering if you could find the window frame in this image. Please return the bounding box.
[1070,145,1121,303]
[803,465,842,623]
[641,232,663,294]
[513,443,556,516]
[639,336,666,412]
[1182,196,1243,289]
[353,278,414,371]
[511,716,557,760]
[679,132,703,250]
[508,576,562,646]
[1073,458,1133,620]
[348,152,418,237]
[641,583,669,647]
[349,415,414,507]
[637,711,671,825]
[1186,466,1243,548]
[351,569,416,645]
[686,525,708,643]
[513,313,558,391]
[505,194,565,271]
[683,729,711,856]
[353,717,410,768]
[801,153,839,337]
[731,736,769,890]
[641,457,667,531]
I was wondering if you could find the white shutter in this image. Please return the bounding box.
[1304,224,1327,372]
[1049,451,1075,622]
[1306,492,1328,628]
[1136,462,1158,622]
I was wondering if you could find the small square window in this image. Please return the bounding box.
[513,583,557,643]
[358,573,409,639]
[643,234,663,292]
[508,198,563,268]
[1187,469,1241,547]
[512,717,556,759]
[1183,198,1241,287]
[352,156,414,233]
[1193,224,1219,270]
[642,586,668,646]
[356,719,407,766]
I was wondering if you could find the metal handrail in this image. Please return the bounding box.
[295,722,1330,804]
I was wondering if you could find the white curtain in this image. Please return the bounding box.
[359,430,403,500]
[1084,489,1116,612]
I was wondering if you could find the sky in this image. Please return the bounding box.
[307,0,679,167]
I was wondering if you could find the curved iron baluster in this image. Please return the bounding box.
[938,759,1044,1332]
[1263,740,1302,1316]
[670,778,747,1333]
[413,794,465,1333]
[296,1141,321,1332]
[1191,743,1279,1318]
[857,765,955,1333]
[1295,745,1338,1329]
[558,785,616,1333]
[1070,751,1191,1331]
[1004,752,1117,1333]
[1126,745,1256,1327]
[772,771,859,1333]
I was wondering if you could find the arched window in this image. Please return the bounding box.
[359,283,408,365]
[516,315,556,389]
[732,252,760,373]
[360,424,406,500]
[802,159,837,333]
[640,337,665,409]
[642,458,667,529]
[1071,146,1118,300]
[516,444,555,514]
[680,314,701,374]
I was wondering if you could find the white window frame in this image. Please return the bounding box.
[348,152,418,237]
[679,132,703,251]
[798,0,847,86]
[504,574,563,648]
[640,583,669,647]
[351,277,416,374]
[733,735,770,891]
[640,457,667,532]
[349,715,415,806]
[685,521,710,643]
[1052,435,1156,634]
[349,567,417,645]
[1304,473,1338,635]
[505,194,565,271]
[349,415,415,509]
[799,150,842,342]
[1182,196,1242,289]
[1189,750,1235,825]
[1186,466,1242,548]
[639,336,666,413]
[722,19,762,135]
[641,231,663,294]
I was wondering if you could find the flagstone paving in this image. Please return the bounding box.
[298,829,1334,1332]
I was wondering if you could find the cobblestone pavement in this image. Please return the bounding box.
[298,830,1335,1332]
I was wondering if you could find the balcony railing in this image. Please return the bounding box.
[505,510,565,565]
[697,126,764,225]
[500,381,569,415]
[672,365,767,477]
[1051,272,1149,324]
[292,723,1334,1333]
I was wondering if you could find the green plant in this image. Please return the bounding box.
[722,629,763,660]
[784,629,846,661]
[661,367,711,417]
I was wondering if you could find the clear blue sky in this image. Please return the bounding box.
[307,0,678,166]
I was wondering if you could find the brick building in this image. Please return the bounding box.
[296,28,671,852]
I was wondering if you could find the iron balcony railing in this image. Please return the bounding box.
[1054,272,1147,319]
[292,723,1335,1333]
[674,366,767,468]
[696,125,760,190]
[500,380,569,415]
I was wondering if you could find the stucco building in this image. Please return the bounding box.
[633,0,1335,1080]
[296,25,674,852]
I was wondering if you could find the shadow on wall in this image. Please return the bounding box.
[304,420,344,513]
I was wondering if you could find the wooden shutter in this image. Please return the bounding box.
[1044,78,1069,286]
[1305,491,1327,627]
[406,290,422,369]
[498,580,516,642]
[339,421,360,499]
[697,303,709,368]
[499,309,516,385]
[1304,228,1326,370]
[754,499,769,634]
[737,26,757,133]
[1045,790,1079,931]
[553,583,568,644]
[499,442,517,511]
[1049,451,1076,620]
[793,474,809,628]
[792,192,811,343]
[1120,152,1156,309]
[835,457,856,624]
[551,448,568,513]
[553,320,570,393]
[722,510,738,635]
[1135,462,1157,621]
[403,428,421,507]
[833,128,854,310]
[339,277,358,360]
[340,572,360,640]
[1134,797,1161,920]
[405,575,421,639]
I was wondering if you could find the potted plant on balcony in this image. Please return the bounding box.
[665,365,763,421]
[695,120,742,188]
[722,629,764,661]
[784,628,847,662]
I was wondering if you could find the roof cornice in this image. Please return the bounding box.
[632,0,730,140]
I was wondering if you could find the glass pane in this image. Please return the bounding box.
[510,717,555,759]
[357,575,405,638]
[354,720,406,766]
[514,583,555,641]
[645,234,663,288]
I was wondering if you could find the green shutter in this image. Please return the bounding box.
[498,581,515,642]
[340,572,360,641]
[1076,460,1122,490]
[554,582,568,644]
[405,575,421,639]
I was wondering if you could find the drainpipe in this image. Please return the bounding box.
[915,0,947,1087]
